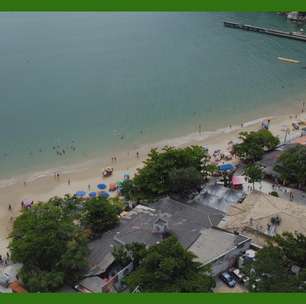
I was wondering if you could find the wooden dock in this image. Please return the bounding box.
[224,21,306,42]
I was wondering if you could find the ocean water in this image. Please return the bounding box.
[0,12,306,180]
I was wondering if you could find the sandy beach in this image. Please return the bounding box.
[0,110,305,255]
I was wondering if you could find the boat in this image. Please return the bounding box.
[277,57,300,64]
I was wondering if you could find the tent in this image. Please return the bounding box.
[218,163,235,172]
[232,175,245,189]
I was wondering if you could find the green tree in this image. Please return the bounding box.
[233,129,279,162]
[168,167,202,197]
[81,197,119,237]
[244,232,306,292]
[113,243,147,268]
[274,144,306,188]
[125,236,215,292]
[108,197,125,214]
[121,146,212,201]
[244,163,264,189]
[9,202,88,292]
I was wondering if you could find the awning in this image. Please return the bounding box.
[232,175,245,186]
[218,163,235,172]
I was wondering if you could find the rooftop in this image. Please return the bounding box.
[87,197,224,276]
[189,227,250,265]
[219,191,306,238]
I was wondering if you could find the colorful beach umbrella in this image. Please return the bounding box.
[75,191,86,198]
[99,191,110,199]
[97,183,107,190]
[89,192,97,198]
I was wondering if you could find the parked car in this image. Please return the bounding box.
[219,272,237,288]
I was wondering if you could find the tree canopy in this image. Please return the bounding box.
[9,201,88,292]
[121,146,211,201]
[124,236,215,292]
[274,144,306,189]
[81,197,119,238]
[244,163,264,189]
[233,129,279,162]
[244,232,306,292]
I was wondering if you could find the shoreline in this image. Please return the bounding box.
[0,109,306,255]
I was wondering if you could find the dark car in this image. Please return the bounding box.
[219,271,237,288]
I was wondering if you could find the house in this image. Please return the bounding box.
[189,227,251,275]
[85,197,224,285]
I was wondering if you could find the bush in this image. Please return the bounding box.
[269,191,279,197]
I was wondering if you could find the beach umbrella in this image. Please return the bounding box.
[99,191,110,199]
[75,191,86,198]
[89,192,97,198]
[97,183,107,190]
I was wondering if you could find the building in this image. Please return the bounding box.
[189,227,251,275]
[86,197,225,278]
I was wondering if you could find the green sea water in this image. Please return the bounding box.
[0,12,306,181]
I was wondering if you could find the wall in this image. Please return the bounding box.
[210,240,251,276]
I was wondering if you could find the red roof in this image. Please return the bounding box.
[9,281,27,293]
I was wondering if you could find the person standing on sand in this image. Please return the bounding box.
[88,184,91,191]
[8,204,12,211]
[136,152,139,159]
[68,179,70,186]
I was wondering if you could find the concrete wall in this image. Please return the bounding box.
[210,240,251,276]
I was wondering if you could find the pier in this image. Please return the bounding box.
[224,21,306,42]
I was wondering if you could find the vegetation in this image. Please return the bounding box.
[108,197,126,214]
[81,197,119,238]
[274,144,306,189]
[112,243,147,268]
[233,129,279,162]
[244,232,306,292]
[9,201,88,292]
[121,146,212,201]
[244,163,264,189]
[168,167,202,197]
[123,236,215,292]
[269,191,279,197]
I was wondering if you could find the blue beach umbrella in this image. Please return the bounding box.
[99,191,110,199]
[89,192,97,198]
[75,191,86,198]
[218,163,235,173]
[97,183,107,190]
